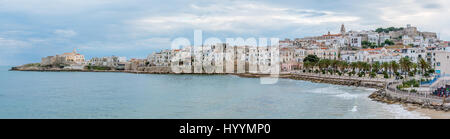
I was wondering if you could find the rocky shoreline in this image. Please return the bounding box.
[369,89,450,112]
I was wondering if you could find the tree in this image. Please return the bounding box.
[303,55,320,71]
[411,63,418,75]
[384,39,395,46]
[350,62,358,74]
[318,59,331,73]
[303,61,311,71]
[372,61,381,73]
[375,27,404,33]
[339,61,348,73]
[362,62,371,73]
[361,41,378,49]
[382,62,390,78]
[390,61,399,77]
[331,60,339,74]
[399,57,412,80]
[356,61,366,73]
[304,55,320,63]
[418,58,430,75]
[362,41,370,46]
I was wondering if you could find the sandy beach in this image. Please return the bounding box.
[404,104,450,119]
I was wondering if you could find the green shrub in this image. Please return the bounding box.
[428,69,435,74]
[370,72,376,78]
[358,72,365,77]
[408,71,414,77]
[383,72,389,79]
[397,85,403,90]
[23,63,41,67]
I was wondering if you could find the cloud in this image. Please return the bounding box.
[78,37,172,51]
[54,29,78,37]
[0,37,30,48]
[0,37,32,65]
[2,0,450,65]
[0,0,124,15]
[129,1,359,34]
[373,0,450,38]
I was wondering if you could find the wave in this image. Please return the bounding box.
[350,106,358,112]
[310,86,346,94]
[383,104,430,119]
[335,93,359,99]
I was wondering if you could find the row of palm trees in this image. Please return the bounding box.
[302,55,432,78]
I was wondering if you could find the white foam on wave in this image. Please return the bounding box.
[335,93,359,99]
[363,88,378,92]
[310,86,365,100]
[310,86,345,94]
[350,106,358,112]
[383,104,430,119]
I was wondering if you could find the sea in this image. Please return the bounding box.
[0,66,429,119]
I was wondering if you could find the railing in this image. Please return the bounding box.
[386,82,450,103]
[420,75,440,85]
[291,70,450,103]
[429,76,450,93]
[291,70,394,83]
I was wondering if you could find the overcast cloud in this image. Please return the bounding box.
[0,0,449,65]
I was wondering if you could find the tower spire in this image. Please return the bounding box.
[340,24,346,35]
[73,48,77,54]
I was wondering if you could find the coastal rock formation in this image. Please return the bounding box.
[369,89,450,112]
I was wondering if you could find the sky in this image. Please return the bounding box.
[0,0,449,65]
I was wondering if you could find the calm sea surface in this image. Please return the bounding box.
[0,66,429,119]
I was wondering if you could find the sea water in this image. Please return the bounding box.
[0,66,429,119]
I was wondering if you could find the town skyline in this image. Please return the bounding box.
[1,0,450,66]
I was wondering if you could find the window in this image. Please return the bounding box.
[437,62,441,66]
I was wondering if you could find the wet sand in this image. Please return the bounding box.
[404,104,450,119]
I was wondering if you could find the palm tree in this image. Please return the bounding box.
[418,58,429,75]
[382,62,390,77]
[390,61,399,78]
[350,62,358,73]
[331,60,339,74]
[356,61,364,73]
[339,61,348,73]
[303,61,311,72]
[411,63,418,75]
[318,59,329,73]
[399,57,412,79]
[372,61,381,73]
[363,62,371,73]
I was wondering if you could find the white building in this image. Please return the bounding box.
[434,51,450,75]
[350,37,362,47]
[368,32,380,45]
